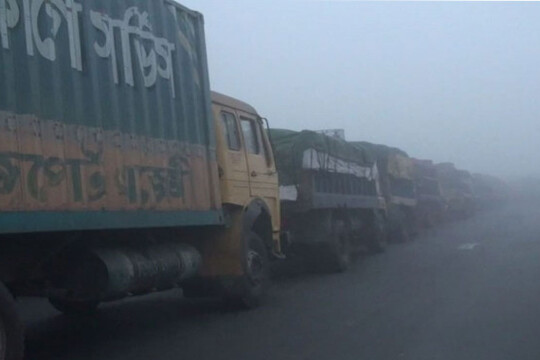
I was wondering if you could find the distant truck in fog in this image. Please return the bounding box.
[412,159,445,228]
[351,142,418,242]
[472,173,510,209]
[270,129,388,272]
[436,163,476,220]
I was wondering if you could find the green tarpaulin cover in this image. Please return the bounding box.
[269,129,374,185]
[350,141,413,179]
[349,142,408,162]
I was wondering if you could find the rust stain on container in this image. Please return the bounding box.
[0,113,215,212]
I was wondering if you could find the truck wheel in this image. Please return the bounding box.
[49,298,100,316]
[398,219,411,242]
[325,219,351,273]
[225,231,269,309]
[423,212,435,228]
[0,282,24,360]
[367,213,388,254]
[388,208,411,243]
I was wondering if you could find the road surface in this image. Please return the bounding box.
[21,202,540,360]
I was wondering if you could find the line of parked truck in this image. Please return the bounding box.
[271,128,508,273]
[0,1,508,359]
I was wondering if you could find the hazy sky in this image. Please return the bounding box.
[181,0,540,177]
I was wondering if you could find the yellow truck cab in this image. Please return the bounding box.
[180,92,281,308]
[212,92,281,251]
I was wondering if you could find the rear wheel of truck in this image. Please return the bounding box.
[48,298,100,316]
[367,212,388,254]
[397,219,411,243]
[423,211,435,228]
[317,218,351,273]
[388,208,411,243]
[0,282,24,360]
[225,231,269,309]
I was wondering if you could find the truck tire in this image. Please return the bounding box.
[397,218,412,243]
[48,298,100,316]
[316,218,350,273]
[367,212,388,254]
[0,282,24,360]
[388,208,411,243]
[423,211,435,229]
[224,231,269,309]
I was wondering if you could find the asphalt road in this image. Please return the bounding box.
[20,202,540,360]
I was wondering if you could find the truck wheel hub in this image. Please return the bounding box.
[247,249,264,287]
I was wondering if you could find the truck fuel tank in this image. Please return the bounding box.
[53,242,201,301]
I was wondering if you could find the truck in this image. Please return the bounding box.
[412,158,445,228]
[270,129,387,272]
[351,142,418,242]
[436,163,475,220]
[471,173,509,210]
[0,1,281,358]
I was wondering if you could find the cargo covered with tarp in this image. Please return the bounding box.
[413,159,443,200]
[412,158,445,227]
[269,129,384,211]
[436,163,474,197]
[350,142,416,206]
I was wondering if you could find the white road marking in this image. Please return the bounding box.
[458,243,480,250]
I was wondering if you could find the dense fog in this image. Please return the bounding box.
[182,0,540,180]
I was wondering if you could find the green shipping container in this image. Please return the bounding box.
[0,0,222,233]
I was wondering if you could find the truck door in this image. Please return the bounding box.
[237,114,279,200]
[213,105,251,205]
